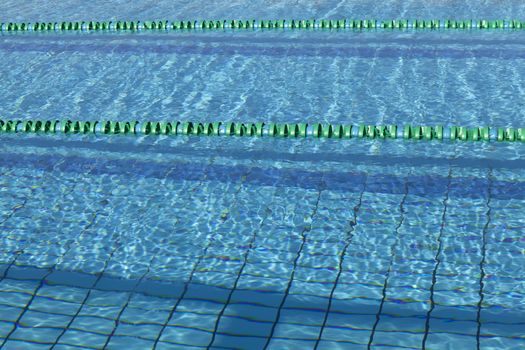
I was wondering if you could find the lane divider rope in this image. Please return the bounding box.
[0,19,524,33]
[1,119,524,142]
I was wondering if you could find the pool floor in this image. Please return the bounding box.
[0,136,524,349]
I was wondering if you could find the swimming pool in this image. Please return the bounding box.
[1,1,525,349]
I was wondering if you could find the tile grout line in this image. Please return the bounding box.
[205,194,275,348]
[262,177,325,349]
[101,155,219,347]
[98,168,184,349]
[2,283,523,330]
[0,161,104,348]
[476,167,493,350]
[0,164,67,282]
[67,162,186,350]
[313,174,368,349]
[97,155,216,349]
[367,178,409,348]
[49,201,135,347]
[2,239,523,290]
[422,167,452,348]
[0,165,49,227]
[152,166,252,349]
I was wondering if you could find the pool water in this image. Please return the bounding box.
[1,1,525,349]
[2,30,525,127]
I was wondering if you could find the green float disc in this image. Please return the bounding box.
[403,125,410,139]
[434,126,443,140]
[358,124,366,138]
[322,124,332,138]
[297,123,307,137]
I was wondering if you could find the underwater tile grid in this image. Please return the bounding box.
[0,135,523,349]
[0,0,525,349]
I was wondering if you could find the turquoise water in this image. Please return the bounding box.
[1,1,525,349]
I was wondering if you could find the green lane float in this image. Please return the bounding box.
[1,19,525,33]
[0,119,524,142]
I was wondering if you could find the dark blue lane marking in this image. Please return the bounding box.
[3,38,525,60]
[6,136,525,171]
[1,266,524,325]
[0,150,520,200]
[6,32,525,49]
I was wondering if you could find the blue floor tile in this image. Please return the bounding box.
[10,325,64,344]
[29,297,81,316]
[135,279,185,299]
[114,322,163,340]
[278,308,325,326]
[58,329,109,348]
[105,335,155,350]
[216,315,273,337]
[423,332,477,349]
[272,322,321,340]
[320,326,371,344]
[6,265,49,281]
[265,338,317,350]
[480,336,525,350]
[167,312,217,331]
[316,340,368,350]
[0,279,40,294]
[78,305,122,320]
[19,310,72,328]
[209,333,267,350]
[376,315,426,333]
[156,341,205,350]
[69,315,115,335]
[0,320,14,338]
[175,299,223,315]
[95,276,140,292]
[229,289,283,308]
[0,305,23,322]
[0,291,33,309]
[223,303,278,322]
[370,330,424,348]
[1,339,53,350]
[184,284,230,304]
[37,285,89,304]
[85,290,129,308]
[45,270,97,289]
[158,326,213,346]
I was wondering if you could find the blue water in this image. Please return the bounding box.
[2,0,525,22]
[1,1,525,349]
[2,30,525,127]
